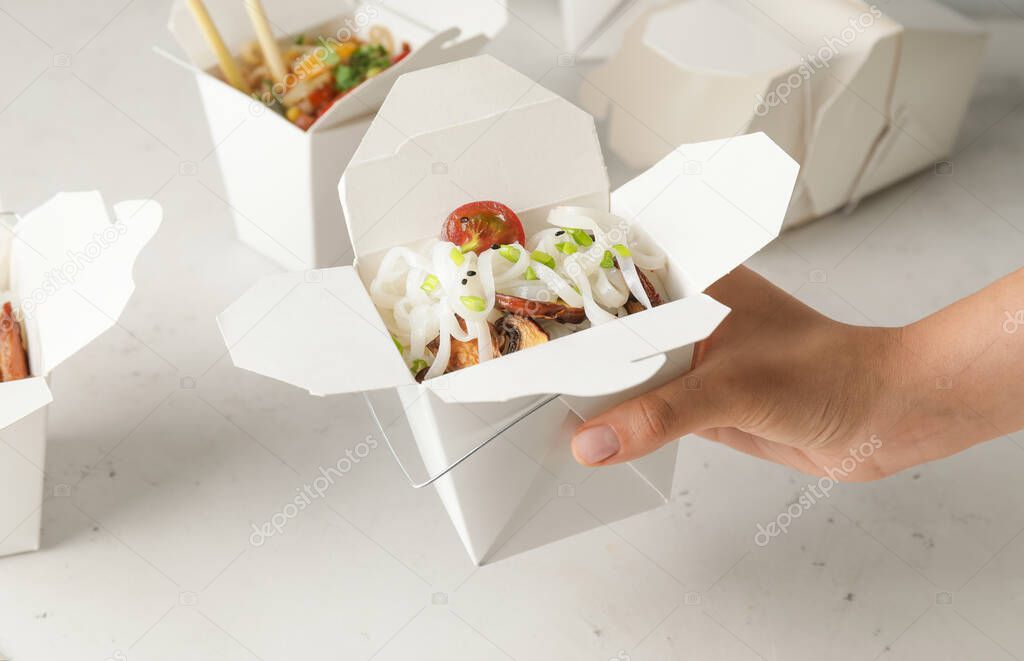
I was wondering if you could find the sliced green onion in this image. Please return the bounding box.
[612,244,631,258]
[320,48,341,68]
[392,334,403,354]
[600,250,615,269]
[460,295,486,312]
[449,247,464,266]
[498,244,520,263]
[566,228,593,246]
[420,274,440,294]
[334,64,356,91]
[530,250,555,269]
[410,358,428,374]
[555,241,577,255]
[524,266,538,281]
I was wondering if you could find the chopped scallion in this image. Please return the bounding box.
[524,266,538,281]
[420,274,439,294]
[600,250,615,269]
[555,241,577,255]
[530,250,555,269]
[460,295,486,312]
[612,244,631,258]
[449,247,464,266]
[567,228,593,246]
[498,244,520,263]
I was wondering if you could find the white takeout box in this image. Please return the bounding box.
[557,0,665,58]
[166,0,505,270]
[0,193,161,558]
[580,0,985,230]
[217,55,798,564]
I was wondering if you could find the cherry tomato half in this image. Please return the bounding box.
[442,201,526,254]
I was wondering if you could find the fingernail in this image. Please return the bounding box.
[573,425,620,464]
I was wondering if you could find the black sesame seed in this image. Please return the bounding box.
[459,216,469,224]
[461,278,467,285]
[555,230,565,236]
[491,243,500,250]
[467,270,476,276]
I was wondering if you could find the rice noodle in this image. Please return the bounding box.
[368,206,668,377]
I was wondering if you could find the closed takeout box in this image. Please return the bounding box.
[581,0,985,230]
[166,0,505,270]
[217,55,798,564]
[0,193,161,557]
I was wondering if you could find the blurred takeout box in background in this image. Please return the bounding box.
[580,0,986,230]
[165,0,505,270]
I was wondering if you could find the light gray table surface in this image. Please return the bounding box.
[1,2,1023,659]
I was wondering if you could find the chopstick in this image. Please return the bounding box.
[185,0,251,93]
[244,0,288,84]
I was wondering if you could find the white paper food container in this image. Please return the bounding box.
[166,0,505,271]
[217,55,798,564]
[554,0,673,59]
[0,193,161,557]
[580,0,985,230]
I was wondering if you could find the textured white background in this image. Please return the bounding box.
[1,1,1023,660]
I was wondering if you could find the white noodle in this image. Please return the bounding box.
[367,206,668,377]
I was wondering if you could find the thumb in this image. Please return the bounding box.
[570,366,730,466]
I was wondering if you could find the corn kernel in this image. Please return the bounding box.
[334,41,358,63]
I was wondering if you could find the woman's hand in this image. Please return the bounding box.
[571,266,1024,481]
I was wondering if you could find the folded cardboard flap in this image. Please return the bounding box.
[310,27,485,131]
[10,193,162,377]
[614,132,799,294]
[348,55,561,164]
[216,266,413,396]
[340,55,609,259]
[560,0,626,52]
[427,294,730,404]
[383,0,507,41]
[643,1,800,77]
[0,377,52,432]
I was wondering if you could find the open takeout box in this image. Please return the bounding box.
[0,193,161,557]
[580,0,985,230]
[217,55,798,564]
[166,0,505,271]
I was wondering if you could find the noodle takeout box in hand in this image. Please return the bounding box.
[0,193,161,558]
[166,0,505,271]
[217,56,798,564]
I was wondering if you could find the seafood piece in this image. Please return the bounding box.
[637,269,663,307]
[425,322,499,376]
[494,293,586,324]
[0,302,29,381]
[495,314,549,354]
[624,298,645,315]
